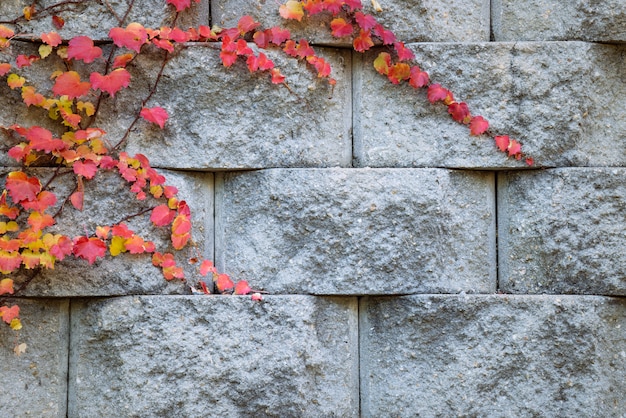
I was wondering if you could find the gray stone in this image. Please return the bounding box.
[69,295,359,417]
[354,42,626,168]
[1,168,213,296]
[212,0,489,44]
[0,0,208,40]
[215,168,496,294]
[0,298,69,417]
[99,44,352,169]
[493,0,626,43]
[360,294,626,417]
[498,168,626,295]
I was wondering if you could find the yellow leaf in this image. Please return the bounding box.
[56,46,68,59]
[109,235,126,256]
[77,101,95,116]
[39,44,53,59]
[10,317,22,330]
[7,73,25,89]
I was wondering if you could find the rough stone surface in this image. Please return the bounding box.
[0,0,208,40]
[69,295,359,417]
[0,168,213,296]
[212,0,489,44]
[0,298,69,417]
[493,0,626,42]
[216,168,496,294]
[498,168,626,295]
[360,294,626,417]
[354,42,626,168]
[97,44,352,169]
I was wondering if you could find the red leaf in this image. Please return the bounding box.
[150,204,176,226]
[469,116,489,135]
[215,273,234,293]
[90,68,131,97]
[27,211,55,232]
[508,139,522,156]
[234,280,252,295]
[238,16,260,34]
[41,31,62,47]
[20,190,56,212]
[6,171,42,203]
[220,50,237,67]
[408,66,429,88]
[394,42,415,61]
[16,54,38,68]
[448,102,471,123]
[73,236,107,264]
[198,280,211,294]
[52,71,91,99]
[27,126,65,152]
[387,63,411,84]
[67,36,102,63]
[140,107,168,128]
[353,30,374,52]
[112,53,134,69]
[52,15,65,29]
[0,305,20,324]
[166,0,199,12]
[372,24,396,45]
[199,259,217,276]
[270,68,285,84]
[330,18,354,38]
[494,135,509,152]
[427,84,451,103]
[354,12,377,31]
[109,23,148,53]
[269,27,291,45]
[0,63,11,76]
[73,160,98,179]
[70,177,84,210]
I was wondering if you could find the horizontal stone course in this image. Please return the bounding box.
[354,42,626,168]
[216,168,496,294]
[0,0,207,40]
[0,168,213,296]
[498,168,626,295]
[360,294,626,417]
[0,298,69,417]
[111,44,352,169]
[212,0,490,44]
[69,295,359,417]
[492,0,626,42]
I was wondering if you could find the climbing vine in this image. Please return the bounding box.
[0,0,531,353]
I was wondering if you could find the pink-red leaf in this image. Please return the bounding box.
[140,107,168,128]
[469,116,489,135]
[90,68,131,97]
[52,71,91,99]
[67,36,102,63]
[73,236,106,264]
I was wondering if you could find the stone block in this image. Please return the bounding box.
[0,168,213,296]
[100,44,352,169]
[212,0,489,44]
[69,295,359,416]
[354,42,626,168]
[498,168,626,295]
[360,294,626,417]
[0,298,69,417]
[0,0,208,40]
[492,0,626,43]
[216,168,496,294]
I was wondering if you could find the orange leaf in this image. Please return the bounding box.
[0,305,20,324]
[0,278,14,295]
[41,31,62,47]
[234,280,252,295]
[279,0,304,21]
[6,171,42,203]
[215,273,234,293]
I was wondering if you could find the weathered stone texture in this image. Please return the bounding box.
[69,295,359,417]
[498,168,626,295]
[216,168,496,294]
[0,168,213,296]
[101,44,352,169]
[0,0,207,40]
[354,42,626,168]
[0,298,69,417]
[493,0,626,42]
[360,295,626,417]
[212,0,489,44]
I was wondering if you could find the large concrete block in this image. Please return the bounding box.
[98,44,352,169]
[69,295,359,416]
[1,168,213,296]
[493,0,626,43]
[354,42,626,168]
[216,168,496,294]
[212,0,489,44]
[0,298,69,417]
[498,168,626,295]
[360,295,626,417]
[0,0,208,40]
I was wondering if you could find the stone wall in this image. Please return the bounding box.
[1,0,625,416]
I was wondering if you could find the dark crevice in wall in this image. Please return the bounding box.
[65,298,72,418]
[489,0,495,41]
[494,171,500,292]
[356,296,362,417]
